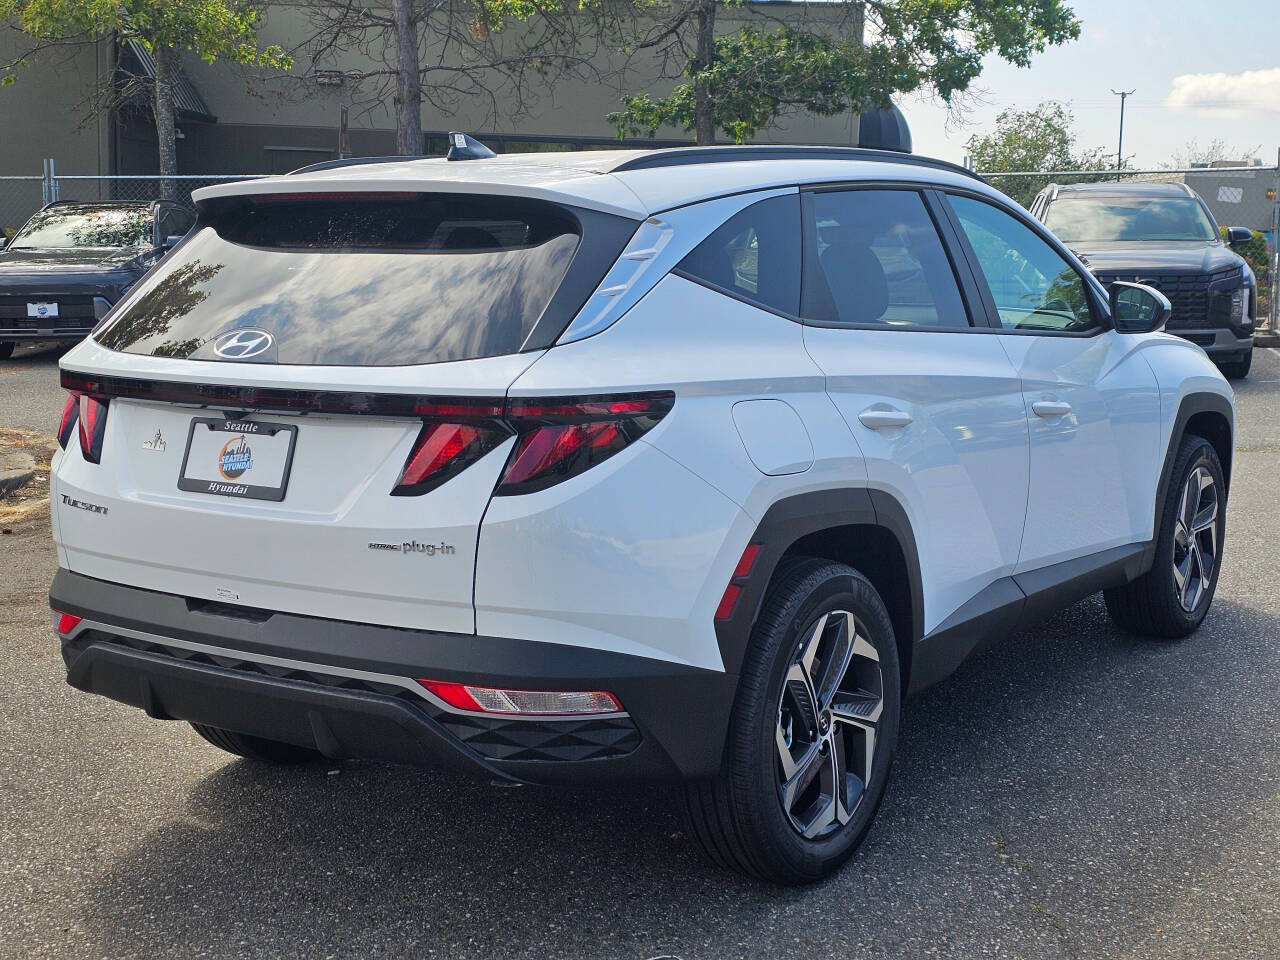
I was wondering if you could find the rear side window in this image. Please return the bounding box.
[95,193,586,366]
[677,194,801,316]
[801,190,970,329]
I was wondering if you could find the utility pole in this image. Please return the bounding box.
[1110,88,1135,171]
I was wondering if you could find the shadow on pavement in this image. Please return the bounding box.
[78,595,1280,958]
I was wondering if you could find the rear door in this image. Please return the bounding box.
[54,190,635,632]
[941,191,1162,570]
[799,185,1030,634]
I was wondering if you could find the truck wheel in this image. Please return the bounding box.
[0,342,14,360]
[1217,349,1251,380]
[683,559,901,883]
[190,723,322,764]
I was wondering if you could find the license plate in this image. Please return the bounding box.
[26,301,58,318]
[178,418,298,502]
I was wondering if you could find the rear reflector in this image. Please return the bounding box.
[53,612,82,636]
[57,392,79,449]
[417,679,623,716]
[77,394,109,464]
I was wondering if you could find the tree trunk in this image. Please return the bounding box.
[152,44,179,200]
[392,0,424,155]
[692,0,716,145]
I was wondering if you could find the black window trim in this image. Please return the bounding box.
[935,187,1112,339]
[797,181,991,335]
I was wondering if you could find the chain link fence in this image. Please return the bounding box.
[978,165,1280,333]
[1,170,260,240]
[3,160,1278,332]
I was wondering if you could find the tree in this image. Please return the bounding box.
[608,0,1081,146]
[966,100,1110,207]
[297,0,594,156]
[1,0,290,195]
[1164,138,1262,169]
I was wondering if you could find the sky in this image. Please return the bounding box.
[895,0,1280,170]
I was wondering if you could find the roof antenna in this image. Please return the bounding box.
[446,132,496,161]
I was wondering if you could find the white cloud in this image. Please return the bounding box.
[1165,68,1280,115]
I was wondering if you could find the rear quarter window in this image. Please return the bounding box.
[676,194,801,316]
[95,193,602,366]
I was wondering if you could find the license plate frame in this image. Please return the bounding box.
[178,417,298,502]
[26,301,58,318]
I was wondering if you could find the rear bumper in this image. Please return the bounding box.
[50,569,736,784]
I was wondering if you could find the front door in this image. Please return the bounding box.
[799,186,1030,634]
[943,193,1163,571]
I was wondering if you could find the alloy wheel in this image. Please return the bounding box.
[1172,465,1218,613]
[775,610,884,839]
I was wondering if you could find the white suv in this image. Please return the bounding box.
[49,144,1233,883]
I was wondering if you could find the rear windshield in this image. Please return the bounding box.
[12,205,152,250]
[1044,195,1217,243]
[94,193,582,366]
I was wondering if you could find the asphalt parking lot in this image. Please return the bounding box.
[2,343,1278,960]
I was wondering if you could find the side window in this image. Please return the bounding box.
[677,194,801,316]
[948,194,1097,333]
[801,189,970,329]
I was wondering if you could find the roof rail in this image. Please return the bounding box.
[609,145,984,182]
[288,155,431,176]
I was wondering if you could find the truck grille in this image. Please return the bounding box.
[0,294,97,333]
[1093,268,1241,330]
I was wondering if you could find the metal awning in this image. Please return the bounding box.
[121,40,216,123]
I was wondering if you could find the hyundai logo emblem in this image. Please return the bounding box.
[212,329,274,360]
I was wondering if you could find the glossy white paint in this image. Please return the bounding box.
[54,398,515,632]
[803,328,1030,634]
[996,331,1164,570]
[731,400,814,476]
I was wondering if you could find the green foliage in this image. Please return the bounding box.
[966,100,1110,207]
[610,0,1080,144]
[0,0,291,76]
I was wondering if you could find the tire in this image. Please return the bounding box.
[0,342,14,361]
[1104,435,1226,638]
[190,722,322,764]
[683,559,901,884]
[1217,349,1251,380]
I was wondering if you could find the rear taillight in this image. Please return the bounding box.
[392,421,511,496]
[417,679,622,716]
[496,392,674,496]
[57,392,80,449]
[77,394,109,464]
[390,391,674,497]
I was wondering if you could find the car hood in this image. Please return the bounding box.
[0,246,147,274]
[1067,240,1244,275]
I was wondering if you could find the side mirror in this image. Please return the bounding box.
[163,234,183,250]
[1226,226,1253,246]
[1110,281,1171,334]
[0,236,7,250]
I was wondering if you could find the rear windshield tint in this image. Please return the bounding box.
[95,193,583,366]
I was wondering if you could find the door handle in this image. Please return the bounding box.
[1032,400,1073,418]
[858,407,913,430]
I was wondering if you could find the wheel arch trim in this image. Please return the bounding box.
[714,488,924,687]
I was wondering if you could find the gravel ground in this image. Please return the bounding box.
[2,348,1278,960]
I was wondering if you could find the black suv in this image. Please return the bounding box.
[1030,182,1257,378]
[0,200,195,359]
